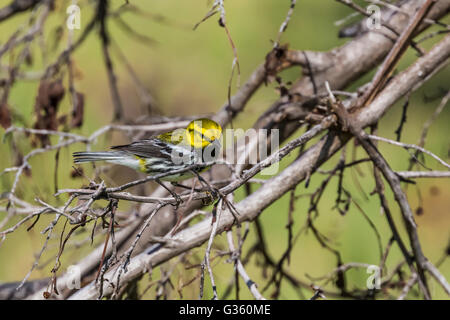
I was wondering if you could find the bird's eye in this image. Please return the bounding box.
[211,148,216,158]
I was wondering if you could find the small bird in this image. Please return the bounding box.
[73,118,222,186]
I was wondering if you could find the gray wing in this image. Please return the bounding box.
[111,139,174,159]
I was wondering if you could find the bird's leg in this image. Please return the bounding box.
[156,179,182,208]
[190,171,219,203]
[190,171,240,226]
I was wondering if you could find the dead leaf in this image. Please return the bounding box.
[70,166,84,178]
[415,207,424,216]
[33,79,65,146]
[71,91,84,128]
[0,103,11,129]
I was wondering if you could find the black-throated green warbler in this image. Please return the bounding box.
[73,118,222,182]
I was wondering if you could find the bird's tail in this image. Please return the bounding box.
[73,151,127,164]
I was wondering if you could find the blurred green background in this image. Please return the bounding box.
[0,0,449,299]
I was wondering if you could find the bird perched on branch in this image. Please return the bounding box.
[73,118,222,199]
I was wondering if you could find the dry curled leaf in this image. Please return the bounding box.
[415,207,424,216]
[33,79,65,146]
[71,91,84,128]
[70,166,84,178]
[0,103,12,129]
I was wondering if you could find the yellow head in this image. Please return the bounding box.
[186,118,222,149]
